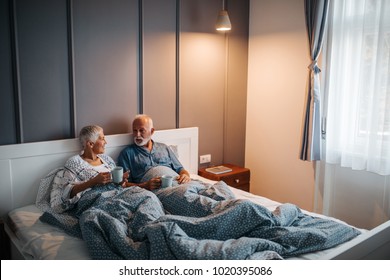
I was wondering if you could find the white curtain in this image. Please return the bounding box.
[324,0,390,175]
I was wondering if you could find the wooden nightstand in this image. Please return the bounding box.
[198,163,250,192]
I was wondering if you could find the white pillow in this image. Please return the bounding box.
[141,166,179,187]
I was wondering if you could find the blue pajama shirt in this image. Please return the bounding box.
[117,141,184,183]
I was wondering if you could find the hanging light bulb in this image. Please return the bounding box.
[216,0,231,31]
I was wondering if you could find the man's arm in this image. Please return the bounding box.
[124,178,161,191]
[118,147,160,190]
[177,169,191,184]
[165,144,190,183]
[117,150,131,178]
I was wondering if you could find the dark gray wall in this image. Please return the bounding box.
[0,0,17,145]
[17,0,71,143]
[73,0,139,134]
[143,0,177,129]
[0,0,249,167]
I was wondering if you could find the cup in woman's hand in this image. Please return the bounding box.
[111,166,123,184]
[161,175,173,188]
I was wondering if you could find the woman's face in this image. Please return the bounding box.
[91,130,107,154]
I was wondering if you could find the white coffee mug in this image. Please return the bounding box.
[161,175,173,188]
[111,166,123,184]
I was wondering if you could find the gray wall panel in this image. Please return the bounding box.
[16,0,71,142]
[73,0,138,134]
[0,0,249,169]
[0,0,17,145]
[143,0,176,130]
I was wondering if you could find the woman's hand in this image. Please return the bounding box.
[70,172,111,198]
[92,172,112,185]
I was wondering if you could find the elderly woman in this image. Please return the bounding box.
[46,125,165,259]
[50,125,121,211]
[68,125,117,198]
[49,125,164,216]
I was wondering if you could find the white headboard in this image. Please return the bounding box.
[0,127,199,218]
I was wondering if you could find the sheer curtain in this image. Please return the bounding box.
[324,0,390,175]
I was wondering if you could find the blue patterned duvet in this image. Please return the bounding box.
[40,181,360,260]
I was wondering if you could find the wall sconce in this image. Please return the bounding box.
[216,0,231,31]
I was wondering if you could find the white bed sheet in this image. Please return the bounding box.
[6,204,89,260]
[6,175,364,260]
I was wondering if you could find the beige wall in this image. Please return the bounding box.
[246,0,315,211]
[180,0,249,168]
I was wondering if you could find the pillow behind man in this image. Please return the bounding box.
[141,166,180,188]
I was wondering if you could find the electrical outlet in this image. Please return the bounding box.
[200,154,211,164]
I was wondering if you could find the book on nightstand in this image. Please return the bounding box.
[205,165,233,174]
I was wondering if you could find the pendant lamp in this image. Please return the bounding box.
[216,0,231,31]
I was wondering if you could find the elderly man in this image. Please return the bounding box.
[118,114,191,191]
[117,114,236,217]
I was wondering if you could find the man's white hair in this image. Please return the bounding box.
[133,114,154,128]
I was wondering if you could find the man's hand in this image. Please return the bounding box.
[145,177,161,191]
[119,170,130,187]
[177,173,190,184]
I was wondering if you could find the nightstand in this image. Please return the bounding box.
[198,163,250,192]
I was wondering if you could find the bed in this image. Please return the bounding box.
[1,127,389,260]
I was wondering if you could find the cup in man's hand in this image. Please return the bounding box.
[161,175,173,188]
[111,166,123,184]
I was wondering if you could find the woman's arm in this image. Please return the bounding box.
[69,172,111,198]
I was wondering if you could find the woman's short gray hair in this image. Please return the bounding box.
[79,125,103,149]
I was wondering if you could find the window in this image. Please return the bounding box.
[323,0,390,175]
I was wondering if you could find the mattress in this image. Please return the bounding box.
[5,175,364,260]
[6,204,89,260]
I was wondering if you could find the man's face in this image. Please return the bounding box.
[133,118,153,147]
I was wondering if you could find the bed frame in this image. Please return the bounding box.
[1,127,389,260]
